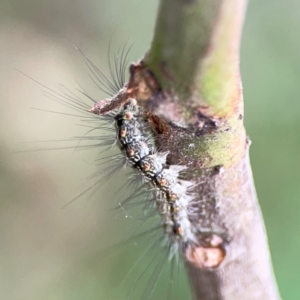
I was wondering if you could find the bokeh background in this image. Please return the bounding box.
[1,0,299,299]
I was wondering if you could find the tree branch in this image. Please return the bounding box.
[129,0,281,299]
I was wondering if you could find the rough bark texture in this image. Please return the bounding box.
[138,0,281,299]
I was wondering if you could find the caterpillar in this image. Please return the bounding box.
[23,44,227,300]
[86,97,195,300]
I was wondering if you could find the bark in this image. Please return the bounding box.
[185,148,280,299]
[139,0,281,299]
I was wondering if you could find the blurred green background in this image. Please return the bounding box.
[0,0,299,299]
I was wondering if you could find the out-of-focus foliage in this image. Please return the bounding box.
[0,0,299,299]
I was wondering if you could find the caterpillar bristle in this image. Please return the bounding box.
[21,42,228,300]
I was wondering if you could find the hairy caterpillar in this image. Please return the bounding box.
[23,44,227,300]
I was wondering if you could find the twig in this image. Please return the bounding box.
[139,0,282,299]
